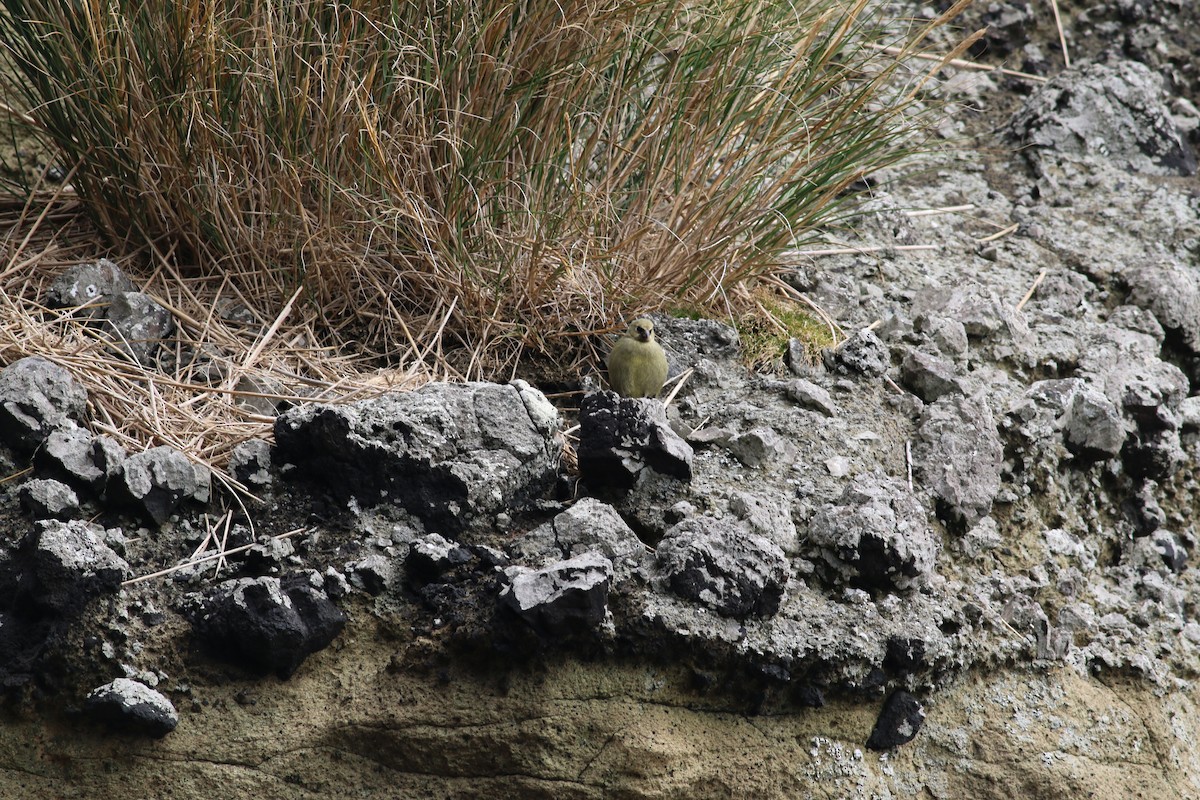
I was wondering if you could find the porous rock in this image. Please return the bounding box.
[807,473,936,593]
[117,446,211,525]
[229,439,272,489]
[185,574,346,679]
[865,690,926,750]
[1062,387,1126,460]
[577,391,692,492]
[346,553,400,595]
[1009,57,1197,176]
[275,381,560,533]
[500,552,614,638]
[914,394,1003,529]
[406,533,472,584]
[1125,261,1200,352]
[822,328,889,376]
[655,517,789,619]
[19,478,79,521]
[727,426,796,469]
[0,357,88,453]
[509,498,645,577]
[35,428,127,495]
[23,519,130,612]
[84,678,178,738]
[46,258,134,316]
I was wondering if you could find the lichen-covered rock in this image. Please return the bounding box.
[185,574,346,679]
[45,258,135,316]
[822,328,889,376]
[84,678,178,738]
[274,381,560,533]
[914,394,1003,529]
[577,391,692,492]
[116,446,211,525]
[0,357,88,453]
[104,292,176,366]
[500,552,614,638]
[655,517,789,619]
[1009,57,1197,176]
[807,473,936,593]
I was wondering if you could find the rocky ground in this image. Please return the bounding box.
[2,1,1200,798]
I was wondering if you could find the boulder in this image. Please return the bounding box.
[275,381,560,533]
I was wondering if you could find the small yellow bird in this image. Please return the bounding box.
[606,317,669,398]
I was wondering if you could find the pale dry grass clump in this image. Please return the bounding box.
[0,0,977,488]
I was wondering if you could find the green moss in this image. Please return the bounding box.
[735,297,836,374]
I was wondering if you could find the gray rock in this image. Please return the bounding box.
[1062,387,1125,460]
[1149,530,1189,574]
[729,491,800,556]
[822,328,889,376]
[727,426,796,468]
[26,519,130,612]
[275,381,560,533]
[1009,57,1196,176]
[1099,360,1188,480]
[510,498,645,576]
[900,349,964,403]
[914,315,969,359]
[346,553,400,595]
[577,391,692,492]
[117,446,211,525]
[229,439,272,489]
[34,428,126,494]
[655,517,789,619]
[501,552,614,638]
[405,533,472,584]
[84,678,178,738]
[653,316,740,365]
[786,379,837,416]
[807,472,936,592]
[103,292,176,366]
[45,258,134,316]
[19,478,80,521]
[1125,261,1200,352]
[912,287,1034,365]
[0,357,88,452]
[914,394,1003,529]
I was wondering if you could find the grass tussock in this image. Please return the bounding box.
[0,0,972,372]
[0,0,975,486]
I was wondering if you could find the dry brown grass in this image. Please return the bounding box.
[0,0,975,494]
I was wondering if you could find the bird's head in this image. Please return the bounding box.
[626,318,655,343]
